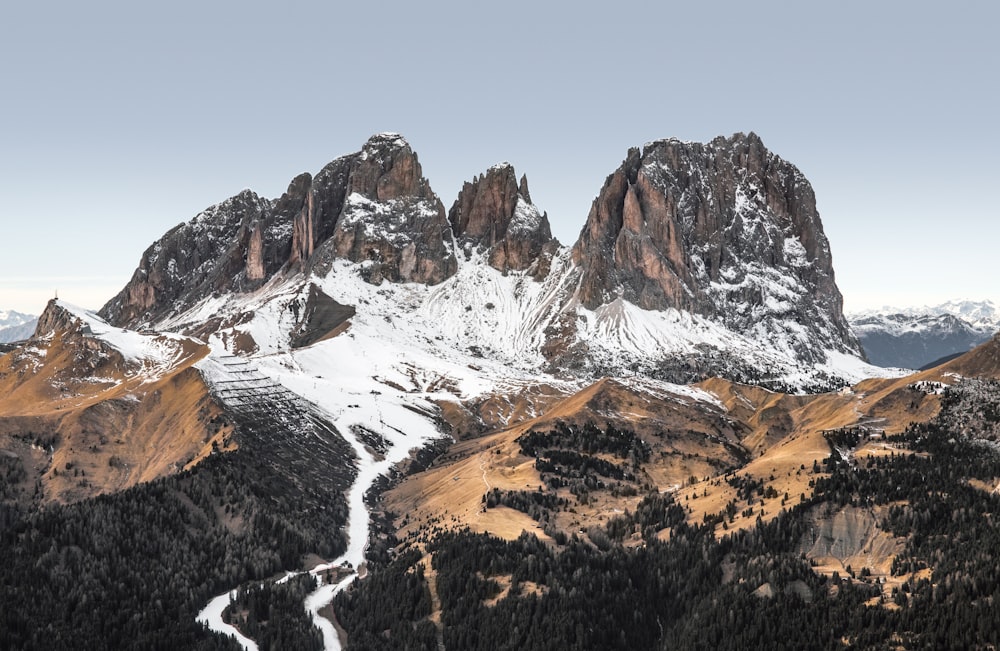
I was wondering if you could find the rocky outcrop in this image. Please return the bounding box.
[33,300,84,340]
[100,190,273,328]
[101,134,456,328]
[324,133,456,285]
[285,155,358,271]
[449,163,557,276]
[99,131,862,379]
[571,133,861,363]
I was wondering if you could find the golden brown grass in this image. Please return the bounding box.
[0,331,229,504]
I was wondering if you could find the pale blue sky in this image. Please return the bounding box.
[2,1,997,315]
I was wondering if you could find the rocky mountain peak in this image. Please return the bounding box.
[324,134,455,285]
[34,299,83,339]
[100,188,272,328]
[100,134,462,329]
[348,133,434,202]
[571,132,860,363]
[448,163,556,275]
[98,131,862,380]
[518,173,531,203]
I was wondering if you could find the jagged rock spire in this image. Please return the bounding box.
[449,163,556,275]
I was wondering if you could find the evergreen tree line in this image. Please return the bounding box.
[0,402,355,650]
[331,380,1000,650]
[223,573,324,650]
[517,423,651,463]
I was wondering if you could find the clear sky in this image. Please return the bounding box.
[2,1,997,316]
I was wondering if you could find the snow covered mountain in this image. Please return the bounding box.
[0,309,37,343]
[100,132,885,392]
[6,132,983,650]
[849,300,999,369]
[571,134,860,369]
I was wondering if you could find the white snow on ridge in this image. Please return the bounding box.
[53,301,199,382]
[575,296,902,386]
[181,250,897,401]
[508,196,544,234]
[419,250,576,369]
[812,350,908,384]
[850,299,1000,332]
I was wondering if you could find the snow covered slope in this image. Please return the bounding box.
[157,247,899,415]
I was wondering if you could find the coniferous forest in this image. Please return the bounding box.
[4,381,1000,649]
[333,381,1000,650]
[0,405,353,650]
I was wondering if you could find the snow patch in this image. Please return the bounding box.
[55,301,198,382]
[783,236,809,268]
[508,196,543,235]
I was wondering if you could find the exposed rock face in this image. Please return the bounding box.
[449,163,557,276]
[286,155,357,271]
[324,133,456,285]
[33,300,84,340]
[100,189,273,328]
[571,133,861,363]
[99,131,862,381]
[101,134,455,328]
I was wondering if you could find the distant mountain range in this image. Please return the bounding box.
[849,300,1000,369]
[0,310,37,343]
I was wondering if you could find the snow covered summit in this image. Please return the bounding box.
[99,132,885,391]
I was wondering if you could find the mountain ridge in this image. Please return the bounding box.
[0,310,37,343]
[99,132,876,391]
[849,300,999,369]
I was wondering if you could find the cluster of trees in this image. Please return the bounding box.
[822,426,867,451]
[0,453,27,500]
[514,423,650,507]
[725,473,766,502]
[333,548,437,650]
[533,449,633,482]
[603,493,688,543]
[330,380,1000,649]
[937,377,1000,438]
[335,515,859,651]
[0,402,353,649]
[517,423,650,463]
[483,487,567,521]
[223,573,323,650]
[644,349,848,394]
